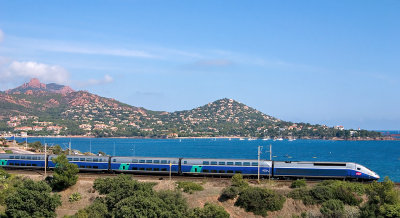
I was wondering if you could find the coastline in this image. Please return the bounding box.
[2,135,397,141]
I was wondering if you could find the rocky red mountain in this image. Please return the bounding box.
[5,78,75,95]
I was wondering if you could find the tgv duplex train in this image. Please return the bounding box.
[0,154,380,181]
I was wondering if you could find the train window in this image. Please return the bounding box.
[15,163,20,166]
[219,162,225,165]
[21,156,25,159]
[211,170,217,173]
[10,163,14,165]
[140,160,145,163]
[132,159,138,163]
[27,156,32,160]
[113,159,116,162]
[15,156,20,159]
[235,171,242,174]
[132,167,138,170]
[227,162,233,165]
[235,162,242,166]
[139,168,145,170]
[93,158,99,162]
[73,158,79,161]
[32,164,37,166]
[203,169,209,173]
[154,160,160,164]
[146,168,152,171]
[68,158,72,161]
[252,162,258,166]
[211,161,217,165]
[243,162,250,166]
[161,160,168,164]
[80,158,85,161]
[161,168,167,171]
[227,170,234,173]
[357,168,361,170]
[79,165,85,168]
[146,160,152,163]
[154,168,159,171]
[86,158,92,162]
[32,156,37,160]
[93,166,99,169]
[183,161,187,164]
[219,170,225,173]
[86,166,92,168]
[9,156,14,159]
[203,161,209,165]
[21,163,25,166]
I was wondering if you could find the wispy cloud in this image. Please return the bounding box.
[42,45,157,59]
[135,91,163,97]
[0,29,4,43]
[76,74,114,87]
[194,59,233,67]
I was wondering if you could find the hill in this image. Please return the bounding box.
[0,79,383,139]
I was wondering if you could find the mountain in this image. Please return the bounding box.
[6,78,75,95]
[0,79,384,139]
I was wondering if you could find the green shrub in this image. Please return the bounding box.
[333,186,362,206]
[72,198,109,218]
[235,187,286,217]
[320,199,344,218]
[310,186,335,203]
[318,180,366,195]
[290,179,306,189]
[287,187,316,205]
[190,202,230,218]
[93,175,156,211]
[231,174,248,189]
[4,150,12,154]
[176,181,204,194]
[288,181,363,207]
[343,205,360,218]
[219,186,239,202]
[379,203,400,217]
[69,192,82,202]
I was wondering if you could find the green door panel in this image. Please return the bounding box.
[190,165,203,173]
[119,163,130,170]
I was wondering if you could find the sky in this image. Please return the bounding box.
[0,1,399,130]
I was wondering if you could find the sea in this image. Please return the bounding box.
[9,137,400,182]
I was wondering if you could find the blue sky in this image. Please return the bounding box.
[0,1,399,130]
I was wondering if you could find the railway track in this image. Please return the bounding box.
[4,169,399,187]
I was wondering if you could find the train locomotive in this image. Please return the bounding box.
[0,154,380,181]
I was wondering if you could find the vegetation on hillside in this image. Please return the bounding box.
[0,82,383,139]
[0,167,398,218]
[71,175,228,218]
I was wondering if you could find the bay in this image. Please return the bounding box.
[12,137,400,182]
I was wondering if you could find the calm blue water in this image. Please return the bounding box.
[11,137,400,182]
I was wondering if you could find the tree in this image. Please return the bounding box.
[5,179,61,218]
[51,144,63,155]
[361,177,400,217]
[50,154,79,191]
